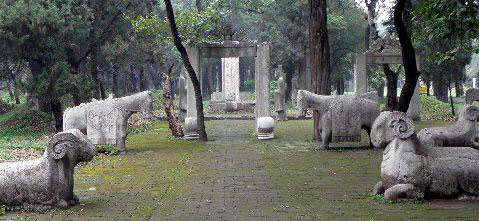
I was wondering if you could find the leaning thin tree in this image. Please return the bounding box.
[394,0,420,112]
[162,65,184,138]
[164,0,208,141]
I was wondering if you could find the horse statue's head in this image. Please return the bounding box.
[139,91,154,119]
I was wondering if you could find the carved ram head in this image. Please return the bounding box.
[371,111,415,149]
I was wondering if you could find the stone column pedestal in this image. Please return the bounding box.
[183,117,199,140]
[257,117,275,140]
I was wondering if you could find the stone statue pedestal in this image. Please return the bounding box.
[257,117,274,140]
[184,117,199,140]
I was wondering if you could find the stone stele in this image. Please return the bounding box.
[296,90,380,149]
[371,111,479,201]
[275,75,287,121]
[417,105,479,149]
[0,129,96,211]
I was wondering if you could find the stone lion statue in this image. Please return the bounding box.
[417,105,479,149]
[0,129,96,211]
[371,111,479,201]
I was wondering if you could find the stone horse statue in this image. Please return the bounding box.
[296,90,380,149]
[63,91,154,154]
[371,111,479,201]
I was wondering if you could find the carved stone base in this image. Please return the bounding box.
[276,111,287,121]
[183,117,199,140]
[257,117,274,140]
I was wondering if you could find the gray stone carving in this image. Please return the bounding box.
[296,90,380,149]
[179,73,187,121]
[418,105,479,149]
[465,88,479,105]
[274,67,287,121]
[0,129,96,211]
[371,111,479,201]
[63,91,153,154]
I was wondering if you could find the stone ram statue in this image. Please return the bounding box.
[465,88,479,105]
[371,111,479,201]
[63,91,153,154]
[0,129,96,211]
[296,90,380,149]
[417,105,479,149]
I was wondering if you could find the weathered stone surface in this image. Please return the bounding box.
[465,88,479,105]
[418,105,479,148]
[371,111,479,201]
[296,90,380,149]
[63,91,153,154]
[179,72,187,121]
[257,117,274,140]
[275,74,287,121]
[222,57,240,103]
[211,92,223,101]
[184,117,199,140]
[0,129,96,211]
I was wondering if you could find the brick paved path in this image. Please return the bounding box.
[166,120,286,220]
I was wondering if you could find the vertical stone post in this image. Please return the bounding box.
[184,47,200,139]
[178,71,187,121]
[474,78,477,89]
[407,55,422,121]
[354,53,367,94]
[255,43,274,139]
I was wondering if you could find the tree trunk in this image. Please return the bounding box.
[162,65,184,138]
[336,78,345,95]
[6,79,15,101]
[139,66,147,91]
[310,0,331,142]
[426,80,430,96]
[112,66,119,97]
[433,77,448,102]
[196,0,202,11]
[90,43,106,99]
[394,0,420,112]
[448,80,455,116]
[455,81,463,97]
[51,96,63,132]
[384,64,398,111]
[164,0,207,141]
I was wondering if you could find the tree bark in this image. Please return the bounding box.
[139,66,148,91]
[426,80,430,96]
[164,0,207,141]
[162,65,184,138]
[336,78,345,95]
[433,77,448,102]
[455,81,463,97]
[383,64,398,111]
[90,44,106,99]
[394,0,420,112]
[310,0,331,141]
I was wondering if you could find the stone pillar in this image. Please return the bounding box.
[275,76,287,121]
[221,57,240,111]
[407,56,421,121]
[255,43,274,139]
[185,47,200,139]
[354,53,367,94]
[474,78,477,89]
[178,71,187,121]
